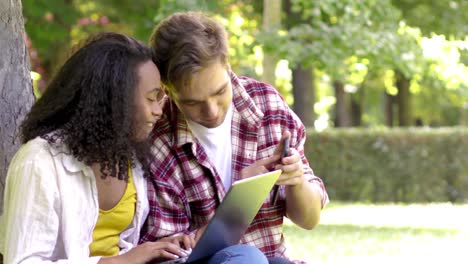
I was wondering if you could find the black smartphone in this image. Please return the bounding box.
[272,137,290,204]
[282,137,290,158]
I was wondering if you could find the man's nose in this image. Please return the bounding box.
[203,99,217,118]
[151,101,163,116]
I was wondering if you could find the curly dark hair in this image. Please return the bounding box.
[21,32,154,180]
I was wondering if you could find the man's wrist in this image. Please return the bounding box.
[286,174,307,193]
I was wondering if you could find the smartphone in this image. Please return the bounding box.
[272,137,290,204]
[282,137,290,158]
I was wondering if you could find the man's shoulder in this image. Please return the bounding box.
[151,114,173,140]
[238,76,279,96]
[149,118,175,160]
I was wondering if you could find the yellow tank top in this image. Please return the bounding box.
[89,167,136,256]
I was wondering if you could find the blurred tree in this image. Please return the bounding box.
[0,0,35,216]
[392,0,468,126]
[413,36,468,126]
[22,0,165,88]
[261,0,281,86]
[392,0,468,39]
[264,0,407,127]
[22,0,262,83]
[282,0,316,127]
[23,0,81,91]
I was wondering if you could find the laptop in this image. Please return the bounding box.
[156,169,282,264]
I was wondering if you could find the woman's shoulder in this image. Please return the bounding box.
[13,136,62,165]
[17,136,50,155]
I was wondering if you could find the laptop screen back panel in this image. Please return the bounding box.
[186,170,282,262]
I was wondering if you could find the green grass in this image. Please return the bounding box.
[283,202,468,263]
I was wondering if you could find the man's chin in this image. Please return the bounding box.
[201,120,222,128]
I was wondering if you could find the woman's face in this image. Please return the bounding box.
[132,60,165,142]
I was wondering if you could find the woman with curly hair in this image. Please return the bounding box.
[0,32,189,264]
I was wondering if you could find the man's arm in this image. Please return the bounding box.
[283,158,324,230]
[275,130,327,229]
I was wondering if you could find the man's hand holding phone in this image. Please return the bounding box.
[271,131,305,204]
[239,131,304,185]
[274,131,305,186]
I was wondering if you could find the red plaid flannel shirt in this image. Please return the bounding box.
[140,72,328,263]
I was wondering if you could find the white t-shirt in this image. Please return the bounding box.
[187,103,233,191]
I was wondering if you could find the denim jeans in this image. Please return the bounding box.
[267,257,295,264]
[201,244,268,264]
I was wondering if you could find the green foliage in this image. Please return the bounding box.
[392,0,468,39]
[305,127,468,203]
[23,0,81,64]
[153,0,214,23]
[259,0,405,75]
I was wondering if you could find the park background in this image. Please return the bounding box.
[1,0,467,263]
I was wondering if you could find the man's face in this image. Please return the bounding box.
[171,61,232,128]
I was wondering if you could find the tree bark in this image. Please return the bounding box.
[261,0,281,86]
[350,96,362,126]
[0,0,34,217]
[283,0,316,127]
[395,70,411,126]
[384,92,395,127]
[292,65,315,127]
[333,80,351,127]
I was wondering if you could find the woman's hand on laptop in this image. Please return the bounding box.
[160,233,195,250]
[98,240,189,264]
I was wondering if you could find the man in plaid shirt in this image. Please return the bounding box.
[141,12,329,264]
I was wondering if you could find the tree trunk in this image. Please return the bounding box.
[283,0,316,127]
[0,0,34,217]
[461,103,468,126]
[333,80,351,127]
[350,96,362,126]
[384,92,395,127]
[261,0,281,86]
[395,70,411,126]
[292,65,315,127]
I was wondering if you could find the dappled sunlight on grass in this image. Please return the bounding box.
[282,202,468,263]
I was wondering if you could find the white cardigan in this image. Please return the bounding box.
[0,137,149,264]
